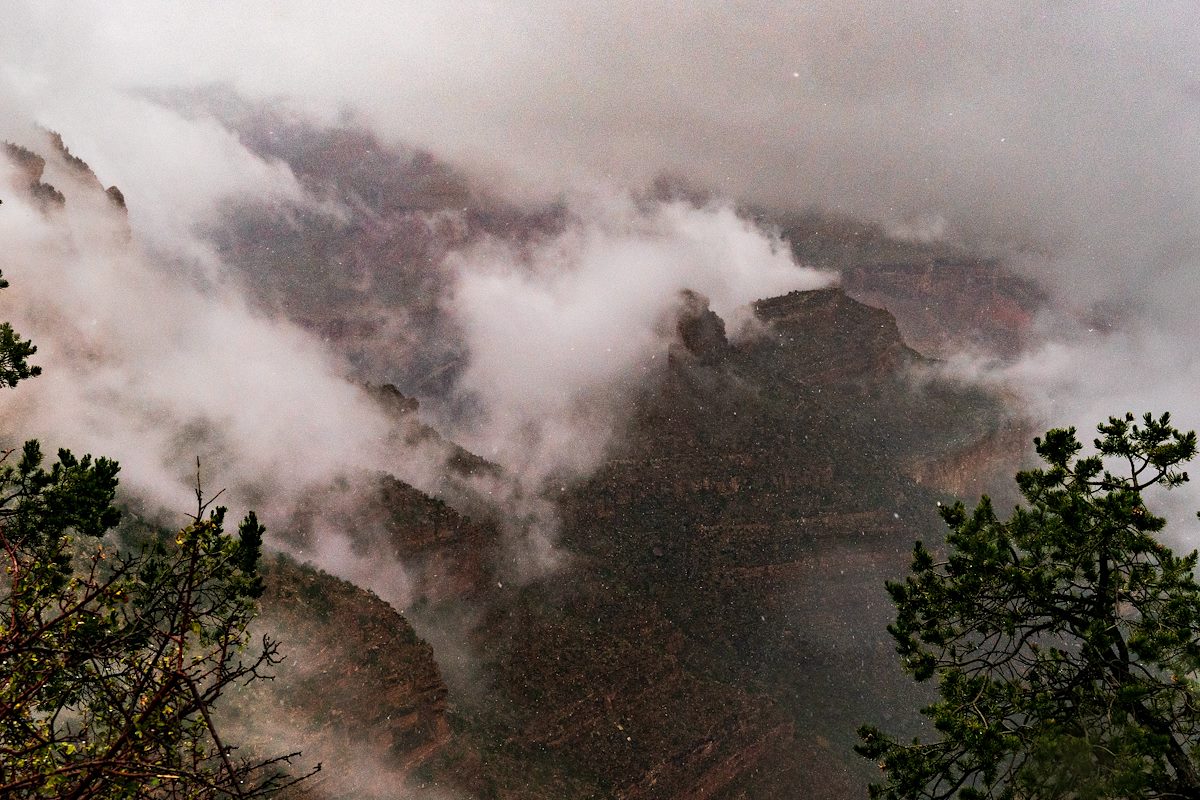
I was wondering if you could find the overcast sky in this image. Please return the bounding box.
[2,3,1199,516]
[2,2,1196,297]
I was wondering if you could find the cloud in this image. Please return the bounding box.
[2,2,1191,298]
[4,5,1195,245]
[911,320,1200,534]
[0,134,457,611]
[2,3,1199,552]
[0,103,827,605]
[445,193,832,481]
[6,3,1198,304]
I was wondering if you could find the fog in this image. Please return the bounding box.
[4,6,1200,798]
[0,0,1190,537]
[449,194,831,481]
[0,0,1190,515]
[0,15,831,599]
[0,136,406,511]
[8,2,1198,298]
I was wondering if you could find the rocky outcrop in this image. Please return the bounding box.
[365,382,501,483]
[46,131,104,190]
[124,98,1034,797]
[548,288,1015,796]
[104,185,126,209]
[3,134,128,213]
[674,289,733,365]
[251,286,994,800]
[207,286,1018,800]
[751,287,921,380]
[232,557,451,800]
[216,278,1019,800]
[3,142,65,208]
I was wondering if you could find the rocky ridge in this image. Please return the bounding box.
[2,129,1035,799]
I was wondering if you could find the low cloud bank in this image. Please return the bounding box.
[0,133,458,608]
[0,116,830,600]
[3,3,1200,562]
[447,194,833,482]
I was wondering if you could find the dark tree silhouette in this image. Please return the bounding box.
[861,413,1200,799]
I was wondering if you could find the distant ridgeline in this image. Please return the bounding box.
[1,128,1032,800]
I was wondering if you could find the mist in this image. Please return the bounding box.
[447,193,831,481]
[7,3,1197,293]
[0,0,1190,561]
[0,135,421,513]
[5,10,1192,311]
[0,0,1195,525]
[4,8,1200,799]
[0,93,828,601]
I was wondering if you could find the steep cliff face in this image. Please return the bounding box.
[317,287,1016,800]
[839,259,1045,360]
[228,557,451,800]
[284,472,500,607]
[3,133,128,213]
[422,573,856,800]
[3,142,63,207]
[750,287,919,379]
[167,87,564,396]
[904,416,1033,504]
[265,288,957,800]
[547,288,1019,795]
[3,127,1034,799]
[742,288,1018,467]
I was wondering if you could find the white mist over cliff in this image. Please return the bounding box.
[1,3,1199,536]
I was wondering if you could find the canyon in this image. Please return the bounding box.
[1,122,1043,798]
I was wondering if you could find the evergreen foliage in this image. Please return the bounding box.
[0,271,41,388]
[859,412,1200,799]
[0,274,308,797]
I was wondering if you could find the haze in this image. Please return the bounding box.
[1,2,1199,534]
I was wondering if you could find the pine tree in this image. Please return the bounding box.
[0,270,310,797]
[859,413,1200,799]
[0,271,41,388]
